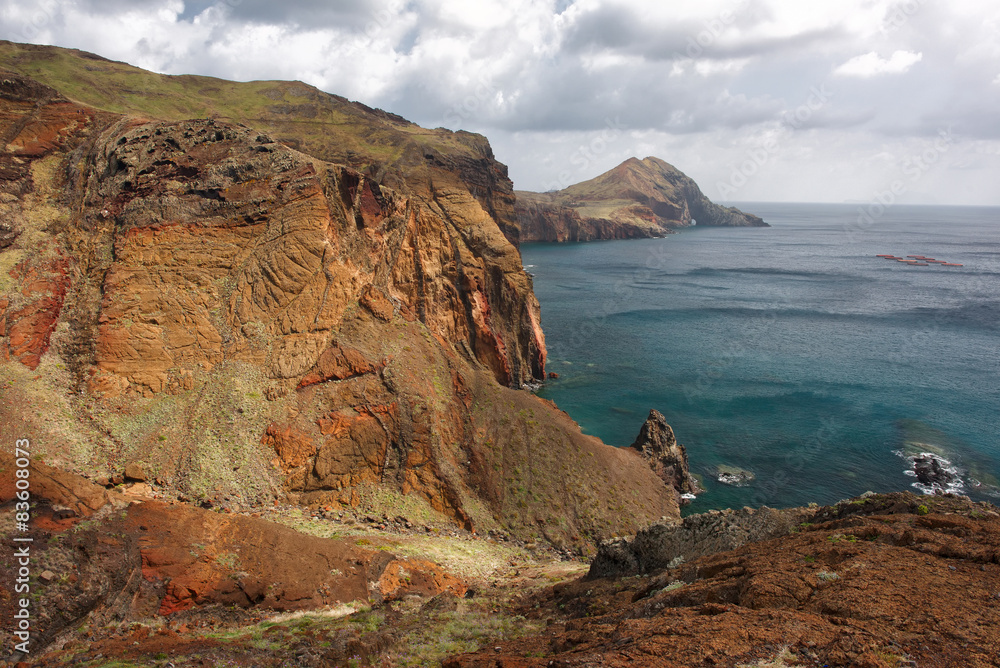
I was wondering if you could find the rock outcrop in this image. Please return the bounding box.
[629,409,701,502]
[516,156,766,242]
[589,503,814,579]
[447,493,1000,668]
[0,45,679,553]
[0,458,465,653]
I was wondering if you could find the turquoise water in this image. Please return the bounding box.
[521,203,1000,513]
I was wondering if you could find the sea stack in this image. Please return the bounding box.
[630,409,703,502]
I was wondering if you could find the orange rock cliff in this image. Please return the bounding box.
[0,42,681,550]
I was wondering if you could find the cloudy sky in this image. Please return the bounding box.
[3,0,1000,204]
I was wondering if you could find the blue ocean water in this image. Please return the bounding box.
[521,203,1000,513]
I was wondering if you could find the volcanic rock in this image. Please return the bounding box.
[589,503,813,578]
[913,454,956,489]
[0,47,680,552]
[630,409,701,501]
[516,157,766,242]
[447,493,1000,667]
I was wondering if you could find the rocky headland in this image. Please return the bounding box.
[515,156,767,242]
[0,41,682,555]
[1,41,999,667]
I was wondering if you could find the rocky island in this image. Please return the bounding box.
[1,41,998,667]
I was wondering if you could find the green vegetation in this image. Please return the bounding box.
[827,533,858,543]
[0,40,492,181]
[659,581,685,594]
[736,647,800,668]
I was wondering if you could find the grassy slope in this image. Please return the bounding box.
[0,40,478,174]
[516,157,689,232]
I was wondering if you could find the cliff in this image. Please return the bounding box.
[516,156,766,242]
[0,43,680,559]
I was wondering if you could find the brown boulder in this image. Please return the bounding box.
[296,344,379,389]
[123,462,147,482]
[0,452,111,517]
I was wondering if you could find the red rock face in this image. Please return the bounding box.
[0,77,97,369]
[129,501,465,616]
[0,69,678,552]
[0,456,464,643]
[73,118,529,396]
[297,344,380,389]
[0,256,68,369]
[446,494,1000,668]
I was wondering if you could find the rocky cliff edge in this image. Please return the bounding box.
[0,53,678,556]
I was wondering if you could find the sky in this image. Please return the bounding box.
[2,0,1000,205]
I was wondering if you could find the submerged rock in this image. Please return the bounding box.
[714,464,756,487]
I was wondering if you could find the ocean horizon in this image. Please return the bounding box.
[522,202,1000,514]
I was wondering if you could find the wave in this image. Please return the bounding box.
[899,301,1000,331]
[609,300,1000,331]
[685,266,863,280]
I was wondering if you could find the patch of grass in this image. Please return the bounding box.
[387,609,545,667]
[215,552,241,569]
[827,533,858,543]
[659,580,685,594]
[736,647,800,668]
[874,648,907,666]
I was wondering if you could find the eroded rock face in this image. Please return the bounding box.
[0,66,678,550]
[79,117,531,395]
[0,466,464,653]
[130,501,465,615]
[516,156,766,242]
[630,409,701,502]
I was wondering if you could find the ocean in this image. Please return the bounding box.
[521,203,1000,514]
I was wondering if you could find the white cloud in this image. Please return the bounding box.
[833,50,923,77]
[1,0,1000,203]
